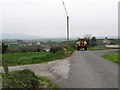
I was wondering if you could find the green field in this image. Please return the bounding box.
[2,50,67,66]
[88,45,108,51]
[103,52,120,64]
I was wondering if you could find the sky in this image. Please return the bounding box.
[1,0,119,38]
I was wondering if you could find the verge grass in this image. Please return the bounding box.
[103,52,120,64]
[2,69,59,89]
[88,45,108,51]
[2,50,66,66]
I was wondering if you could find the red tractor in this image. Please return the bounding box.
[76,39,87,51]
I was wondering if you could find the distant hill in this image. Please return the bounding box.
[2,33,42,40]
[1,33,67,42]
[1,33,119,42]
[96,36,119,39]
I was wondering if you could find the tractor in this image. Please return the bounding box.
[76,38,87,51]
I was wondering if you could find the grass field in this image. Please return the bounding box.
[2,50,66,66]
[88,45,108,51]
[103,52,120,64]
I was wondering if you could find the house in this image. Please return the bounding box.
[9,43,19,46]
[106,44,120,49]
[35,42,41,45]
[27,43,33,46]
[103,37,110,45]
[44,48,50,52]
[17,40,27,46]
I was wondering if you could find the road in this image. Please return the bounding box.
[0,57,71,80]
[0,49,119,88]
[57,49,119,88]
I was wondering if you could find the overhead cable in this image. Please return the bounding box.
[62,0,68,16]
[69,19,77,40]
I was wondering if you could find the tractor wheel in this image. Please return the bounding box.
[84,47,87,51]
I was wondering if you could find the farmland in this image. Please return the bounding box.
[2,50,67,66]
[1,38,119,66]
[1,38,119,89]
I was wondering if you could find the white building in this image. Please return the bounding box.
[103,39,110,45]
[35,42,41,45]
[9,43,19,46]
[28,43,33,46]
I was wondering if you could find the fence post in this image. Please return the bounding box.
[2,58,9,75]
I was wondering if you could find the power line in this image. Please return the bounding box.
[62,0,77,41]
[62,0,69,42]
[62,0,68,16]
[69,19,77,40]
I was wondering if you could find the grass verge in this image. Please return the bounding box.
[103,52,120,64]
[2,45,75,66]
[2,69,59,89]
[2,50,65,66]
[88,45,108,51]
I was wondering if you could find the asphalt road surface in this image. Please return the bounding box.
[57,49,119,88]
[0,49,119,88]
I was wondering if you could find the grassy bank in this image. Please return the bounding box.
[2,50,66,66]
[2,45,75,66]
[103,52,120,64]
[2,69,59,89]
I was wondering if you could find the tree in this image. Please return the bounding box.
[84,34,92,39]
[84,34,92,48]
[2,43,9,74]
[103,37,110,45]
[2,43,8,54]
[91,36,97,46]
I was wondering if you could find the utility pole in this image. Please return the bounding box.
[67,16,69,42]
[62,0,69,43]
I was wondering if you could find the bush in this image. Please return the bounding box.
[2,70,39,89]
[2,43,8,54]
[2,69,59,89]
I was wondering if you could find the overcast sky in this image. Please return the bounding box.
[1,0,119,38]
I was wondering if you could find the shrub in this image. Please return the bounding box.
[2,69,39,89]
[2,43,8,54]
[2,69,59,89]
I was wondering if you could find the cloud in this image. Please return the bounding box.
[2,0,119,38]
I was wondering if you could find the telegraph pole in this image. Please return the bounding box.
[62,0,70,43]
[67,16,69,42]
